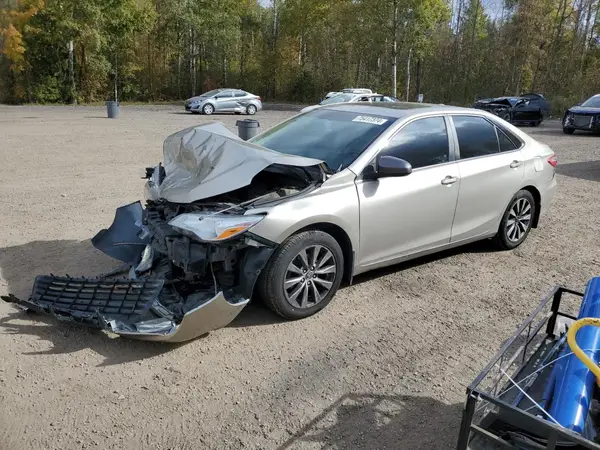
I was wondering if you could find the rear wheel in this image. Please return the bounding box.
[493,190,536,250]
[246,104,257,115]
[563,126,575,134]
[258,231,344,320]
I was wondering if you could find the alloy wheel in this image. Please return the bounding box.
[203,104,214,115]
[506,198,532,242]
[283,245,337,308]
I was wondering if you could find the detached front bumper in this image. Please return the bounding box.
[3,275,249,343]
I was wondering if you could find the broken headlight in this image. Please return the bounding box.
[169,213,264,242]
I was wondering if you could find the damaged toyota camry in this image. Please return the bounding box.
[2,103,557,343]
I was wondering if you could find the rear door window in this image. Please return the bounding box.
[452,115,499,159]
[234,91,247,97]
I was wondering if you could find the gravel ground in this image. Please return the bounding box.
[0,105,599,450]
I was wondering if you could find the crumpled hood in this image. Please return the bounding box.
[156,122,324,203]
[475,97,513,107]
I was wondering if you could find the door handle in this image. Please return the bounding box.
[441,175,458,186]
[510,160,522,168]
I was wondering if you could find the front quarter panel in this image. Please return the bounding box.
[247,169,360,259]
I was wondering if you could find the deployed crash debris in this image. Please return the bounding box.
[2,123,325,343]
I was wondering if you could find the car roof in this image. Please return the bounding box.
[320,102,473,118]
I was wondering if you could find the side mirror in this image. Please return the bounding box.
[362,155,412,180]
[377,155,412,177]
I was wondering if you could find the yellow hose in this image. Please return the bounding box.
[567,317,600,387]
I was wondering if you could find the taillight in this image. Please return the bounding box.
[547,154,558,168]
[258,96,262,102]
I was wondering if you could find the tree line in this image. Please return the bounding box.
[1,0,600,114]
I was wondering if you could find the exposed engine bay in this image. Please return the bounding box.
[1,122,326,342]
[472,97,516,120]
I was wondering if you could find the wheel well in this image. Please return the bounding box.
[522,185,542,228]
[295,223,354,283]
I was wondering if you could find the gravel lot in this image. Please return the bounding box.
[0,105,599,450]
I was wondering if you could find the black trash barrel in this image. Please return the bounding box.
[106,101,120,118]
[236,119,260,140]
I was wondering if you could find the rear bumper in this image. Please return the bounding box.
[539,175,557,221]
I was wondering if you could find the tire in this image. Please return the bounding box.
[202,103,214,115]
[563,127,575,135]
[246,104,257,115]
[258,230,344,320]
[493,190,536,250]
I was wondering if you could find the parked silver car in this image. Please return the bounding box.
[4,103,557,342]
[185,88,262,115]
[302,93,397,113]
[324,88,373,99]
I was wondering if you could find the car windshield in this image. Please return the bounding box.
[320,93,356,105]
[250,108,396,171]
[201,89,221,97]
[581,96,600,107]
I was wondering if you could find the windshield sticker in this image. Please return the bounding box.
[352,115,388,125]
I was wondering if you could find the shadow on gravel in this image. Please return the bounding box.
[0,309,178,366]
[556,160,600,182]
[352,239,497,286]
[277,393,462,450]
[0,239,116,300]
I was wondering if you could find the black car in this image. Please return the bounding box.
[472,93,551,126]
[563,94,600,134]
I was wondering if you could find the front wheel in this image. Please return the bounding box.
[493,190,536,250]
[258,230,344,320]
[202,103,214,115]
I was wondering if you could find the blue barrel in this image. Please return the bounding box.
[548,277,600,433]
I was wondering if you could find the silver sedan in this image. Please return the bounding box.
[6,102,557,342]
[245,103,557,318]
[185,88,262,115]
[301,93,398,113]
